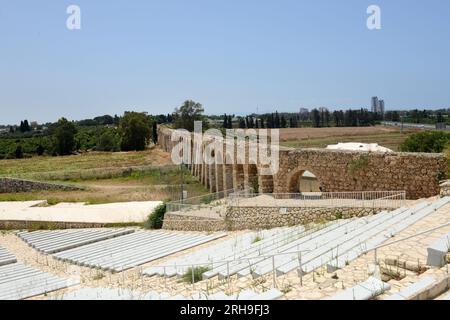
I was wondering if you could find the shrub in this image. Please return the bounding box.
[181,266,211,284]
[119,112,152,151]
[96,130,120,151]
[14,146,23,159]
[143,203,166,229]
[400,131,450,153]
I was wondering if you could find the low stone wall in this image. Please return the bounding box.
[0,178,82,193]
[225,206,384,230]
[0,220,107,230]
[162,205,388,231]
[162,212,226,232]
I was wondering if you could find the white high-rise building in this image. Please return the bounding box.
[371,96,379,113]
[371,96,385,115]
[378,100,385,115]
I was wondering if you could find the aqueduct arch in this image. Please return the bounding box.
[286,168,323,193]
[158,127,447,199]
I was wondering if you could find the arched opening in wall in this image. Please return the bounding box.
[247,164,259,193]
[287,169,321,193]
[299,171,320,192]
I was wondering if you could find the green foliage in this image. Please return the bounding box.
[250,176,259,193]
[400,131,450,153]
[14,145,23,159]
[252,234,263,244]
[119,112,152,151]
[96,129,120,151]
[152,122,158,144]
[200,194,215,204]
[173,100,206,132]
[54,118,77,155]
[181,266,211,284]
[143,203,166,229]
[347,155,370,175]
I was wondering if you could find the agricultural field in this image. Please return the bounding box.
[279,126,418,151]
[0,146,209,204]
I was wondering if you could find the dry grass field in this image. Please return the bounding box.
[0,146,209,204]
[0,146,172,180]
[279,126,417,151]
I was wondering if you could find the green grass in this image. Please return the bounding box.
[0,149,166,180]
[251,235,263,244]
[181,266,211,284]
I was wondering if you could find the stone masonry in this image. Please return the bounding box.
[0,178,82,194]
[158,127,446,200]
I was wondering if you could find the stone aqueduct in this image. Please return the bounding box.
[158,127,446,199]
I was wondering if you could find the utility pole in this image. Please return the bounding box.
[180,162,184,203]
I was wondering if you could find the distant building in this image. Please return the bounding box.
[371,96,385,115]
[371,97,379,113]
[378,100,385,115]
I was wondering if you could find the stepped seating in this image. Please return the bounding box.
[202,223,333,280]
[427,231,450,267]
[146,197,449,284]
[52,287,283,300]
[244,212,392,279]
[0,262,79,300]
[53,230,226,272]
[143,228,287,277]
[275,206,415,276]
[276,199,448,277]
[326,277,391,300]
[17,228,135,254]
[0,246,16,267]
[384,276,436,300]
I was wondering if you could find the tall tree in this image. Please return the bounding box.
[119,112,152,151]
[152,122,158,144]
[53,117,77,155]
[173,100,204,132]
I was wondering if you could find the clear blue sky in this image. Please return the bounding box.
[1,0,449,124]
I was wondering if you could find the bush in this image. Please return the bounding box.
[119,112,152,151]
[14,146,23,159]
[143,203,166,229]
[182,266,211,284]
[53,117,77,155]
[96,130,120,151]
[400,131,450,153]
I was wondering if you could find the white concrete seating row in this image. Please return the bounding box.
[201,221,345,280]
[326,277,391,300]
[427,231,450,267]
[17,228,135,254]
[143,228,285,277]
[207,215,384,280]
[274,205,420,276]
[54,230,226,272]
[0,262,79,300]
[277,201,440,276]
[241,210,395,279]
[0,246,17,267]
[384,276,436,300]
[53,287,283,300]
[328,197,450,271]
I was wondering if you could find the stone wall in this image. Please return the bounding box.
[162,212,226,232]
[0,178,82,193]
[158,126,446,200]
[162,205,386,231]
[224,206,382,230]
[0,220,107,230]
